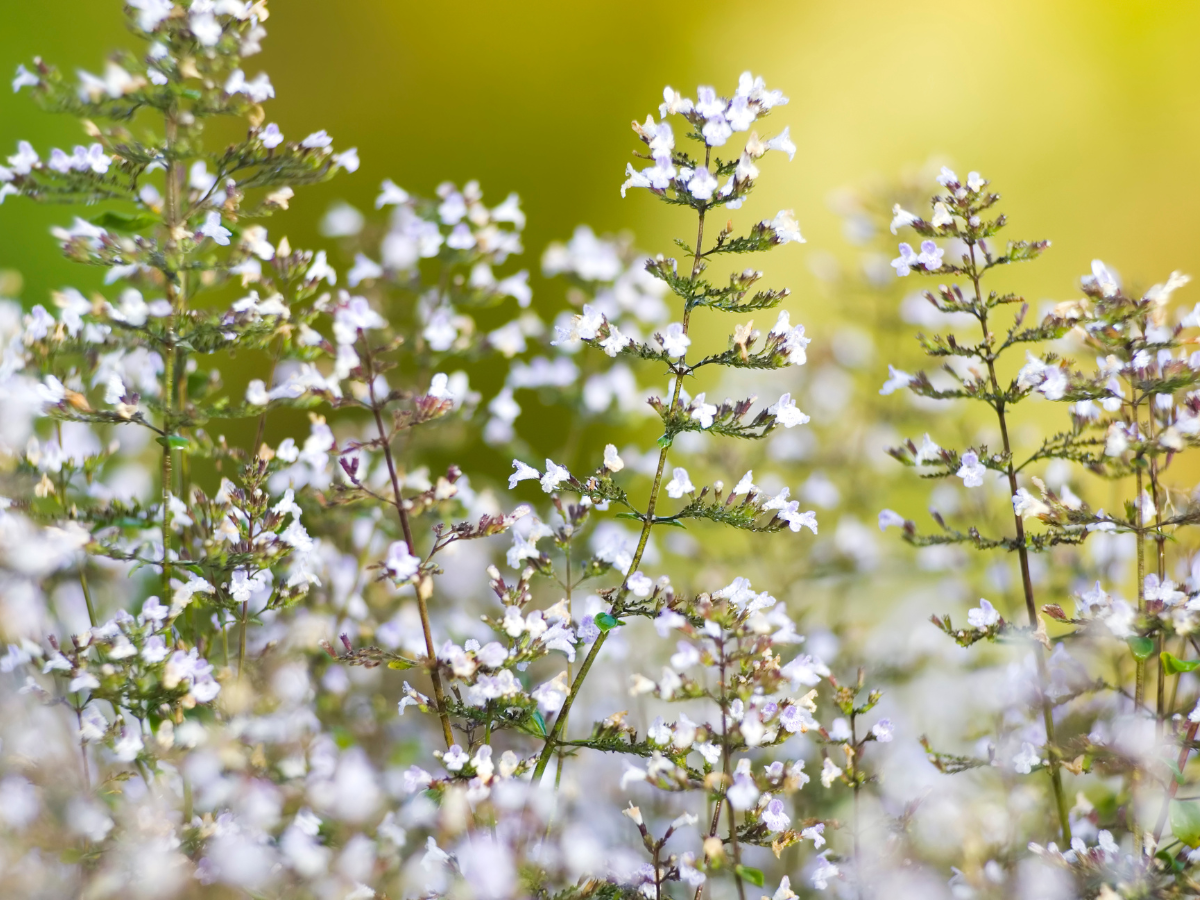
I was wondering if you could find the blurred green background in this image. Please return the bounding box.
[3,0,1199,311]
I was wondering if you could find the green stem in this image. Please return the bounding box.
[970,244,1071,844]
[533,153,711,783]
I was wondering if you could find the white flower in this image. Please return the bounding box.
[442,744,469,772]
[301,130,333,149]
[1089,259,1120,298]
[967,598,1000,630]
[509,459,539,490]
[259,123,284,149]
[12,64,40,92]
[956,451,986,487]
[385,542,419,581]
[801,824,826,849]
[626,571,653,598]
[658,322,690,357]
[769,393,809,427]
[603,444,624,472]
[967,171,986,192]
[871,719,894,742]
[540,459,571,493]
[770,209,805,244]
[812,852,839,890]
[820,758,842,788]
[665,467,694,498]
[197,211,231,246]
[532,671,569,713]
[890,204,919,234]
[686,165,718,200]
[931,201,954,228]
[766,126,796,161]
[690,393,717,428]
[1012,487,1049,520]
[879,365,912,395]
[726,773,760,810]
[1013,742,1042,774]
[891,242,919,277]
[878,509,905,531]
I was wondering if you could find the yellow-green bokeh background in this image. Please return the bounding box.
[3,0,1199,411]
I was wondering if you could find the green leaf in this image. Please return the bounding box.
[614,512,644,522]
[1127,636,1155,661]
[1162,651,1200,675]
[594,612,620,632]
[1165,758,1186,785]
[1171,800,1200,848]
[656,434,673,448]
[89,210,160,233]
[386,658,414,670]
[531,710,547,737]
[734,866,764,888]
[155,435,191,451]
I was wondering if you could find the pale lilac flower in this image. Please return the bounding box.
[658,322,690,357]
[1012,487,1049,519]
[626,571,653,597]
[686,165,718,200]
[761,798,790,832]
[259,123,283,149]
[812,852,839,890]
[300,130,333,149]
[12,64,39,92]
[871,719,894,742]
[801,823,826,849]
[917,240,944,270]
[198,211,231,246]
[891,242,919,277]
[878,509,905,531]
[956,450,986,487]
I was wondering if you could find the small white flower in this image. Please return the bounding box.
[1012,741,1042,774]
[540,459,571,493]
[967,598,1000,630]
[956,451,986,487]
[820,758,842,787]
[665,467,694,499]
[603,444,624,472]
[879,365,912,395]
[769,393,809,427]
[385,542,419,581]
[509,459,540,490]
[658,322,691,357]
[197,211,231,246]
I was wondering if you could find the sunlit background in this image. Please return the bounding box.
[4,0,1200,313]
[3,5,1200,892]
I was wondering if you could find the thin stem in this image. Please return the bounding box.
[160,113,180,604]
[361,337,453,749]
[970,244,1071,844]
[534,158,711,783]
[79,567,97,629]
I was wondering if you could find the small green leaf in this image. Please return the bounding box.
[656,434,673,448]
[1165,759,1186,785]
[1127,636,1155,661]
[156,435,191,451]
[531,710,547,737]
[1171,800,1200,848]
[594,612,620,632]
[614,512,643,522]
[386,658,414,670]
[89,210,160,233]
[1162,651,1200,675]
[735,865,764,888]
